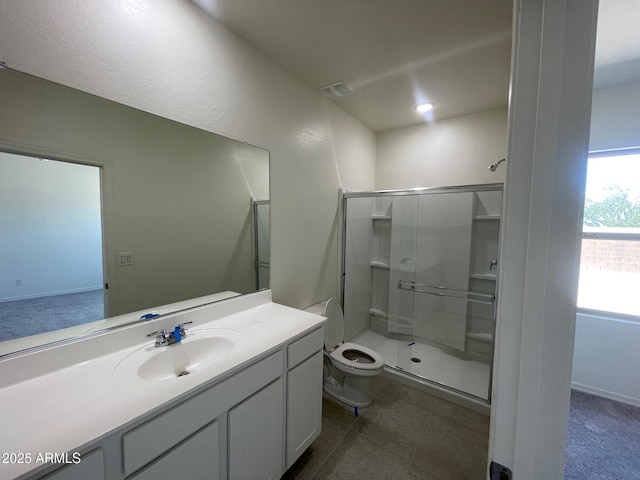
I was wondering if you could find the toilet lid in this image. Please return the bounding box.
[323,298,344,351]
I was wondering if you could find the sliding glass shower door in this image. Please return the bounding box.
[253,200,270,290]
[343,185,502,402]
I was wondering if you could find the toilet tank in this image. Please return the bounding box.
[304,299,343,352]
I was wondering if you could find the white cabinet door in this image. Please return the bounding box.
[129,421,219,480]
[286,350,323,468]
[228,379,283,480]
[41,450,104,480]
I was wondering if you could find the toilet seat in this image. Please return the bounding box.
[314,298,384,377]
[305,298,384,408]
[329,342,384,377]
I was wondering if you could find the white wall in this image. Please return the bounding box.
[572,313,640,406]
[590,81,640,151]
[566,81,640,405]
[375,107,508,190]
[0,69,271,316]
[0,153,102,300]
[0,0,376,310]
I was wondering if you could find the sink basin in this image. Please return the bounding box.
[116,329,240,381]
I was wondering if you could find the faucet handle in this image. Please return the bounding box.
[146,329,166,337]
[146,329,169,347]
[177,321,193,337]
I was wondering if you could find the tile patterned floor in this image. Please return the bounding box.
[282,376,490,480]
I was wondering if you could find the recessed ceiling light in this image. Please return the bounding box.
[415,103,434,113]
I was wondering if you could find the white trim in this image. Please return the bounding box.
[571,382,640,408]
[582,230,640,239]
[576,308,640,324]
[588,146,640,157]
[489,0,598,478]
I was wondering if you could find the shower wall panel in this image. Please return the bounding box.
[343,197,374,341]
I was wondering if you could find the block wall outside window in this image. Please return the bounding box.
[580,239,640,273]
[577,238,640,317]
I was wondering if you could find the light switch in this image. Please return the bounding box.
[117,252,134,266]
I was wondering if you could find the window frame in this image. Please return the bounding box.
[577,147,640,321]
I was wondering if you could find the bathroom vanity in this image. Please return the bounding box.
[0,291,326,480]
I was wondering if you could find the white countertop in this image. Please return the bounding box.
[0,291,326,480]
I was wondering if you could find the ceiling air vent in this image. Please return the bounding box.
[320,81,354,98]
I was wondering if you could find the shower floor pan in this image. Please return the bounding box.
[353,329,490,400]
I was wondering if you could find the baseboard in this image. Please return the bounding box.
[0,286,102,303]
[571,382,640,407]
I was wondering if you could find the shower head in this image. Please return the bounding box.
[489,158,506,172]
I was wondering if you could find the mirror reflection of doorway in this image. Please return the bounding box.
[0,151,104,342]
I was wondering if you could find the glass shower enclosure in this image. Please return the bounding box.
[253,200,270,290]
[342,184,502,402]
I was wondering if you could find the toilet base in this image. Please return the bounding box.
[323,359,375,408]
[323,380,373,408]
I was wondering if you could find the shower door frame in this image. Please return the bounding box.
[252,199,270,291]
[341,183,504,403]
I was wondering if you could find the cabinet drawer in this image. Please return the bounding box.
[122,351,282,475]
[288,328,323,369]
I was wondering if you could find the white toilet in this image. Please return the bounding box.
[305,298,384,408]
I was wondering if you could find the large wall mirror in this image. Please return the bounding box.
[0,68,270,356]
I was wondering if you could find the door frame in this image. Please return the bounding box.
[489,0,599,478]
[0,140,115,319]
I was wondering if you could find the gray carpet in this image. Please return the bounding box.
[565,390,640,480]
[0,289,104,342]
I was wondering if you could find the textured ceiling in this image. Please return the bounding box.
[194,0,639,132]
[194,0,512,131]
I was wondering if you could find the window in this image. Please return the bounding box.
[577,150,640,317]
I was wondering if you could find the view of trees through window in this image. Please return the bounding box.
[578,152,640,317]
[583,184,640,227]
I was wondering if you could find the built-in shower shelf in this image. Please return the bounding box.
[469,273,497,280]
[368,308,388,318]
[370,261,390,269]
[371,215,392,221]
[473,214,500,220]
[466,332,494,342]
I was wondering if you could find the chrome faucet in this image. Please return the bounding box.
[146,322,193,347]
